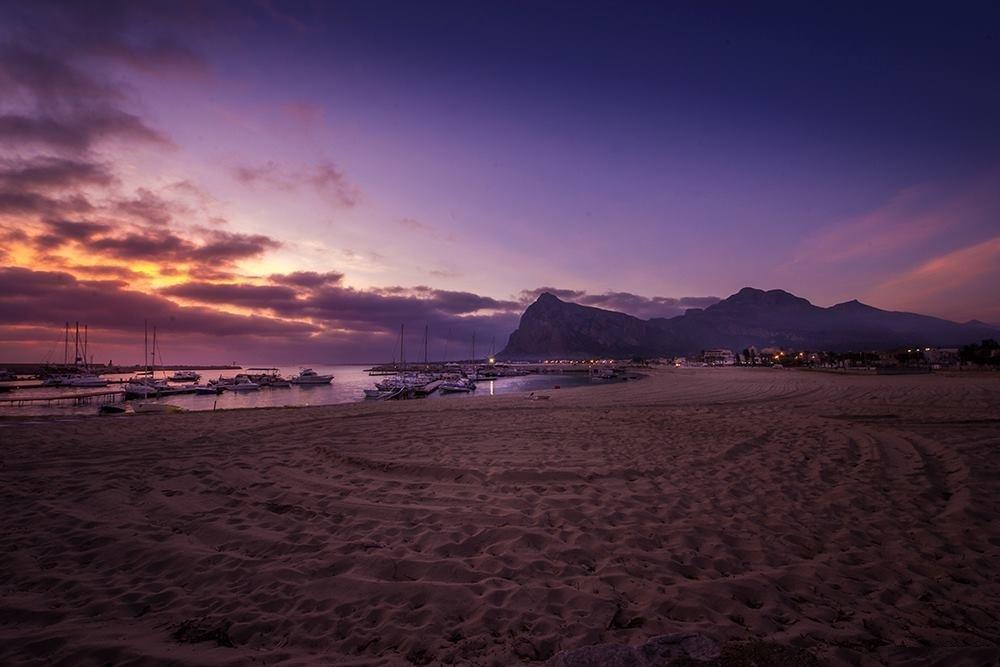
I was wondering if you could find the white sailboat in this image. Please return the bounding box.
[45,322,108,386]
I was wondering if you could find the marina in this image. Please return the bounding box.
[0,364,617,417]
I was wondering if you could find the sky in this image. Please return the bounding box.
[1,1,998,364]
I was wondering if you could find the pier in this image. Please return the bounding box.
[413,380,443,396]
[0,389,125,407]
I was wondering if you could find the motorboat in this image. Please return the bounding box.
[168,371,201,382]
[363,388,394,399]
[439,378,476,393]
[374,373,432,391]
[63,373,109,387]
[290,368,333,385]
[43,372,106,387]
[125,376,170,397]
[226,377,260,391]
[193,384,222,395]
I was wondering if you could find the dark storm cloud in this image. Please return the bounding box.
[0,110,170,152]
[518,287,586,303]
[109,188,178,226]
[154,278,521,354]
[519,287,720,320]
[577,292,721,319]
[28,214,281,265]
[63,263,144,281]
[1,2,211,75]
[167,279,519,322]
[32,219,113,249]
[0,5,191,155]
[0,46,169,151]
[0,190,93,218]
[0,157,115,190]
[191,230,281,263]
[161,282,299,306]
[88,231,188,260]
[269,270,345,288]
[86,228,280,264]
[0,267,316,338]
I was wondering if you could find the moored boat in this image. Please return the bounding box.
[290,368,333,384]
[227,377,260,391]
[63,373,109,387]
[168,370,201,382]
[439,378,476,393]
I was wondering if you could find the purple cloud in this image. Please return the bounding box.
[233,160,359,207]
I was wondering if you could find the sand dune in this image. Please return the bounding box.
[1,368,999,665]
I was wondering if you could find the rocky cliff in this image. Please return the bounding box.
[498,288,999,359]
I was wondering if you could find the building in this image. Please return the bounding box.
[702,349,736,366]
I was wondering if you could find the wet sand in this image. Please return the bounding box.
[1,368,998,665]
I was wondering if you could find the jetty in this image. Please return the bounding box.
[0,389,125,407]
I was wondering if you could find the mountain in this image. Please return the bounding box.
[498,288,1000,359]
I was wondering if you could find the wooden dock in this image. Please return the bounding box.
[0,389,125,407]
[413,380,443,396]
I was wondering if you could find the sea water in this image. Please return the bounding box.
[0,365,598,417]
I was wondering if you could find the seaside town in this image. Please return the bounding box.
[1,324,997,413]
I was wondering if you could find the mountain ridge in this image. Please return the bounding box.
[498,288,999,359]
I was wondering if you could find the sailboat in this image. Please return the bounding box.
[125,321,169,397]
[50,323,108,387]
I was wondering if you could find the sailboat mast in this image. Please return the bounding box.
[144,320,149,373]
[400,323,406,373]
[472,331,476,364]
[64,322,69,365]
[424,324,428,365]
[84,324,89,370]
[74,321,80,366]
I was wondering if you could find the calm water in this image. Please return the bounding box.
[0,365,599,417]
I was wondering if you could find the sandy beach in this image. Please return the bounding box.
[1,368,998,666]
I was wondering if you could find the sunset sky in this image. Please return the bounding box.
[1,1,998,364]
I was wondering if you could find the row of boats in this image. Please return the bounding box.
[363,371,481,400]
[34,367,333,395]
[124,368,333,398]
